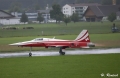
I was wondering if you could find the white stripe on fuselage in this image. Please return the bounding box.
[9,38,71,46]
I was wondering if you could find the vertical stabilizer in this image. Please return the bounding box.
[75,30,90,42]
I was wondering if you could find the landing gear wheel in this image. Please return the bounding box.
[59,51,65,55]
[59,47,65,55]
[29,47,32,57]
[29,52,32,57]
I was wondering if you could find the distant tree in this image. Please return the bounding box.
[20,12,28,24]
[37,13,44,23]
[50,4,64,23]
[56,14,64,23]
[108,12,116,22]
[63,16,71,26]
[71,13,79,23]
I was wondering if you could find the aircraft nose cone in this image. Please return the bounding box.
[9,41,32,46]
[9,42,24,46]
[9,44,14,45]
[9,43,20,46]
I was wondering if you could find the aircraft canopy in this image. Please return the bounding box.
[32,38,43,41]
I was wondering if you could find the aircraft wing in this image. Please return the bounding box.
[46,45,69,48]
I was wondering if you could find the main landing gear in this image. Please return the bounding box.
[59,47,65,55]
[29,47,32,57]
[28,47,65,56]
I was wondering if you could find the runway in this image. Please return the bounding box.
[0,48,120,58]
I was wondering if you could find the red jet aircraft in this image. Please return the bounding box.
[9,30,95,55]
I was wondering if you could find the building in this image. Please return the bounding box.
[12,9,38,22]
[37,4,53,23]
[62,3,101,20]
[37,9,51,23]
[12,5,52,23]
[84,5,120,22]
[116,11,120,20]
[0,10,21,25]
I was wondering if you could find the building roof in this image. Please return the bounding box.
[0,10,15,18]
[89,6,104,17]
[68,3,101,7]
[25,8,37,13]
[85,5,120,17]
[37,8,52,14]
[98,5,120,16]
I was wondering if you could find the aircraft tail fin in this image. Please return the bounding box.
[75,30,90,42]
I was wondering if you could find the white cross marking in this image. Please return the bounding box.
[85,37,89,41]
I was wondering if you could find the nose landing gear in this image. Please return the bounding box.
[29,47,32,57]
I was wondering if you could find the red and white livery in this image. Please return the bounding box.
[9,30,95,55]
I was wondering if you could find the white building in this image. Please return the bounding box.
[12,7,52,23]
[0,10,20,25]
[62,3,101,21]
[11,10,38,22]
[0,18,20,25]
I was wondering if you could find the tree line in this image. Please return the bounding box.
[20,4,79,25]
[49,4,117,24]
[21,4,117,25]
[20,12,44,24]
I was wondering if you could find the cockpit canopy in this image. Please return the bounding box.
[32,38,43,41]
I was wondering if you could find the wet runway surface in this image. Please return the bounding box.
[0,48,120,58]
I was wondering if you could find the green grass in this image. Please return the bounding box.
[0,22,120,52]
[0,22,120,37]
[91,33,120,47]
[0,33,120,52]
[0,33,120,45]
[0,54,120,78]
[0,22,120,78]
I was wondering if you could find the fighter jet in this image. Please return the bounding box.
[9,30,95,55]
